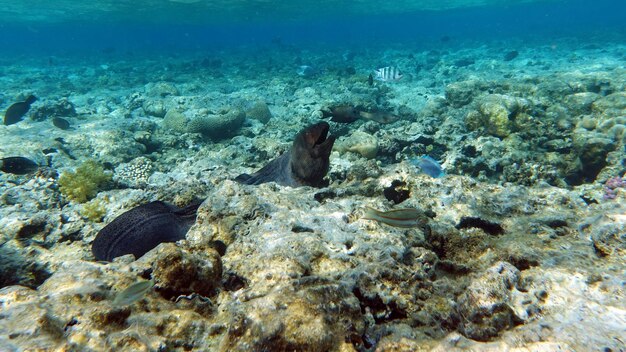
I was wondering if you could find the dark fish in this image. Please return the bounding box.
[0,156,39,174]
[358,110,400,124]
[235,122,335,187]
[52,117,71,130]
[92,200,201,262]
[504,50,519,61]
[321,105,360,123]
[367,73,374,86]
[3,95,37,125]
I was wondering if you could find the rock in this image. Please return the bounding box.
[578,213,626,257]
[336,130,378,159]
[147,82,179,97]
[0,286,65,349]
[562,92,599,116]
[445,80,486,108]
[578,115,597,130]
[150,243,222,297]
[592,92,626,116]
[597,115,626,143]
[219,278,363,352]
[570,131,615,184]
[465,94,532,138]
[30,97,77,121]
[457,262,523,341]
[0,240,50,288]
[142,100,166,117]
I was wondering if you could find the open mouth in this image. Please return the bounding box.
[314,122,330,146]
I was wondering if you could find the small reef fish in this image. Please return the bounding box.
[235,122,336,187]
[362,207,426,228]
[374,66,403,82]
[321,105,360,123]
[3,95,37,125]
[359,110,400,124]
[0,156,39,175]
[411,155,445,178]
[297,65,319,78]
[92,200,201,262]
[342,50,355,61]
[52,117,71,130]
[113,279,155,306]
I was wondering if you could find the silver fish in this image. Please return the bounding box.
[297,65,319,77]
[362,207,426,228]
[374,66,403,82]
[113,279,154,306]
[358,110,400,124]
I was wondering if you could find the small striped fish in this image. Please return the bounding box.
[362,207,425,228]
[374,66,403,82]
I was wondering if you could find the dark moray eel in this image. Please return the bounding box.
[235,122,336,187]
[92,200,200,262]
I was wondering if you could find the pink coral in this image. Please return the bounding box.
[603,176,626,199]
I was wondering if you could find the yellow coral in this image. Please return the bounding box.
[58,160,112,203]
[80,199,107,222]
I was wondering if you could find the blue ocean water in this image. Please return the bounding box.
[0,0,624,55]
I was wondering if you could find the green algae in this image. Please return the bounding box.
[58,160,112,203]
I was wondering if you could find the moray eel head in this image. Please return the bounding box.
[291,122,336,186]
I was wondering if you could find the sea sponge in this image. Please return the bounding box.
[58,160,112,203]
[188,109,245,140]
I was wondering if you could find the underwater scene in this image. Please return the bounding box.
[1,0,625,350]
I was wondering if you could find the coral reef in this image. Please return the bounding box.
[114,156,154,188]
[162,109,189,133]
[245,100,273,123]
[0,37,625,352]
[188,109,246,140]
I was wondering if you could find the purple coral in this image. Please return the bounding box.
[603,176,626,199]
